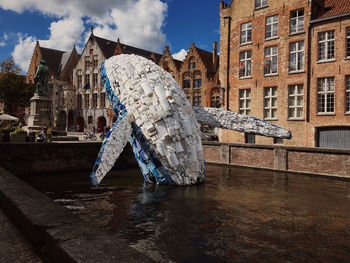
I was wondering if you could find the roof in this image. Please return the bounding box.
[93,35,117,58]
[39,47,66,77]
[93,35,163,62]
[313,0,350,19]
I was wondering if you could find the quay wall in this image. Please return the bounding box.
[0,141,349,179]
[203,142,350,179]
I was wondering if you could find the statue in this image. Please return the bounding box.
[34,59,50,96]
[90,54,292,186]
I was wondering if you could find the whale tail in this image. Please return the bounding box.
[193,106,292,139]
[90,114,132,185]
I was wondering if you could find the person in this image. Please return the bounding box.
[34,60,50,96]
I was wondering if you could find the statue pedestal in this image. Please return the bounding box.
[27,94,52,130]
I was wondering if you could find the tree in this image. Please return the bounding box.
[0,57,35,115]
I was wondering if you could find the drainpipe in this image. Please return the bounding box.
[223,15,231,110]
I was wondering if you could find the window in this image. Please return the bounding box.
[92,93,97,108]
[88,116,93,124]
[93,55,98,67]
[85,56,91,68]
[239,89,251,115]
[100,93,106,108]
[193,96,201,106]
[189,57,196,70]
[239,50,252,78]
[317,77,335,114]
[255,0,267,9]
[85,73,90,85]
[318,31,335,61]
[245,133,255,144]
[288,84,304,119]
[84,94,90,108]
[77,94,82,109]
[290,9,304,34]
[264,46,278,75]
[345,76,350,113]
[194,79,202,89]
[264,87,277,120]
[346,28,350,57]
[210,95,221,108]
[77,75,82,88]
[289,41,304,72]
[273,137,283,144]
[241,22,252,44]
[93,73,98,87]
[183,79,191,89]
[265,15,278,39]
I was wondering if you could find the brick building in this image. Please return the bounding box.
[219,0,350,149]
[26,41,79,128]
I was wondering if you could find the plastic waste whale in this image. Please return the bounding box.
[90,54,291,186]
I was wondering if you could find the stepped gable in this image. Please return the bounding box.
[173,59,183,71]
[314,0,350,19]
[195,47,217,75]
[39,47,66,77]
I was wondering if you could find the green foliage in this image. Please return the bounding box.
[0,57,36,112]
[11,128,27,135]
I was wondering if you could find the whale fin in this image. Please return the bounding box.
[193,106,291,139]
[90,114,132,185]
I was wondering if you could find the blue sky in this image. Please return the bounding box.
[0,0,222,73]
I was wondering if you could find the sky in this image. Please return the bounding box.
[0,0,222,74]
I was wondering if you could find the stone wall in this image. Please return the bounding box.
[203,142,350,179]
[0,142,137,175]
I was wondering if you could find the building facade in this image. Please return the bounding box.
[219,0,350,148]
[26,41,79,129]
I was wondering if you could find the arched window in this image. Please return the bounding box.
[188,57,196,70]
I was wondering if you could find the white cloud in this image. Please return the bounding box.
[11,34,36,72]
[0,32,9,47]
[1,0,168,72]
[172,49,187,61]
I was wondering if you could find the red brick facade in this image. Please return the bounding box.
[219,0,350,148]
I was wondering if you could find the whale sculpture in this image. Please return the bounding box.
[90,54,291,186]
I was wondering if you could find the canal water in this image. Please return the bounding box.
[20,164,350,262]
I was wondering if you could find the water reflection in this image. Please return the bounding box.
[20,165,350,262]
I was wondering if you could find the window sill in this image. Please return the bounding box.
[264,36,279,42]
[345,112,350,115]
[264,73,278,77]
[345,57,350,61]
[316,59,336,64]
[255,5,268,11]
[264,118,278,121]
[288,118,305,121]
[239,76,252,80]
[289,31,305,36]
[240,42,252,46]
[289,70,305,75]
[316,113,335,116]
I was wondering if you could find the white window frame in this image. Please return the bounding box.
[264,87,277,120]
[318,31,335,62]
[346,28,350,58]
[289,41,304,73]
[288,84,304,120]
[346,76,350,113]
[255,0,268,9]
[193,95,201,106]
[290,9,304,34]
[317,77,335,114]
[241,22,252,44]
[210,95,221,108]
[264,46,278,76]
[265,15,278,40]
[239,89,251,115]
[239,50,252,78]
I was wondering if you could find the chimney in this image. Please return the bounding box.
[213,41,218,71]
